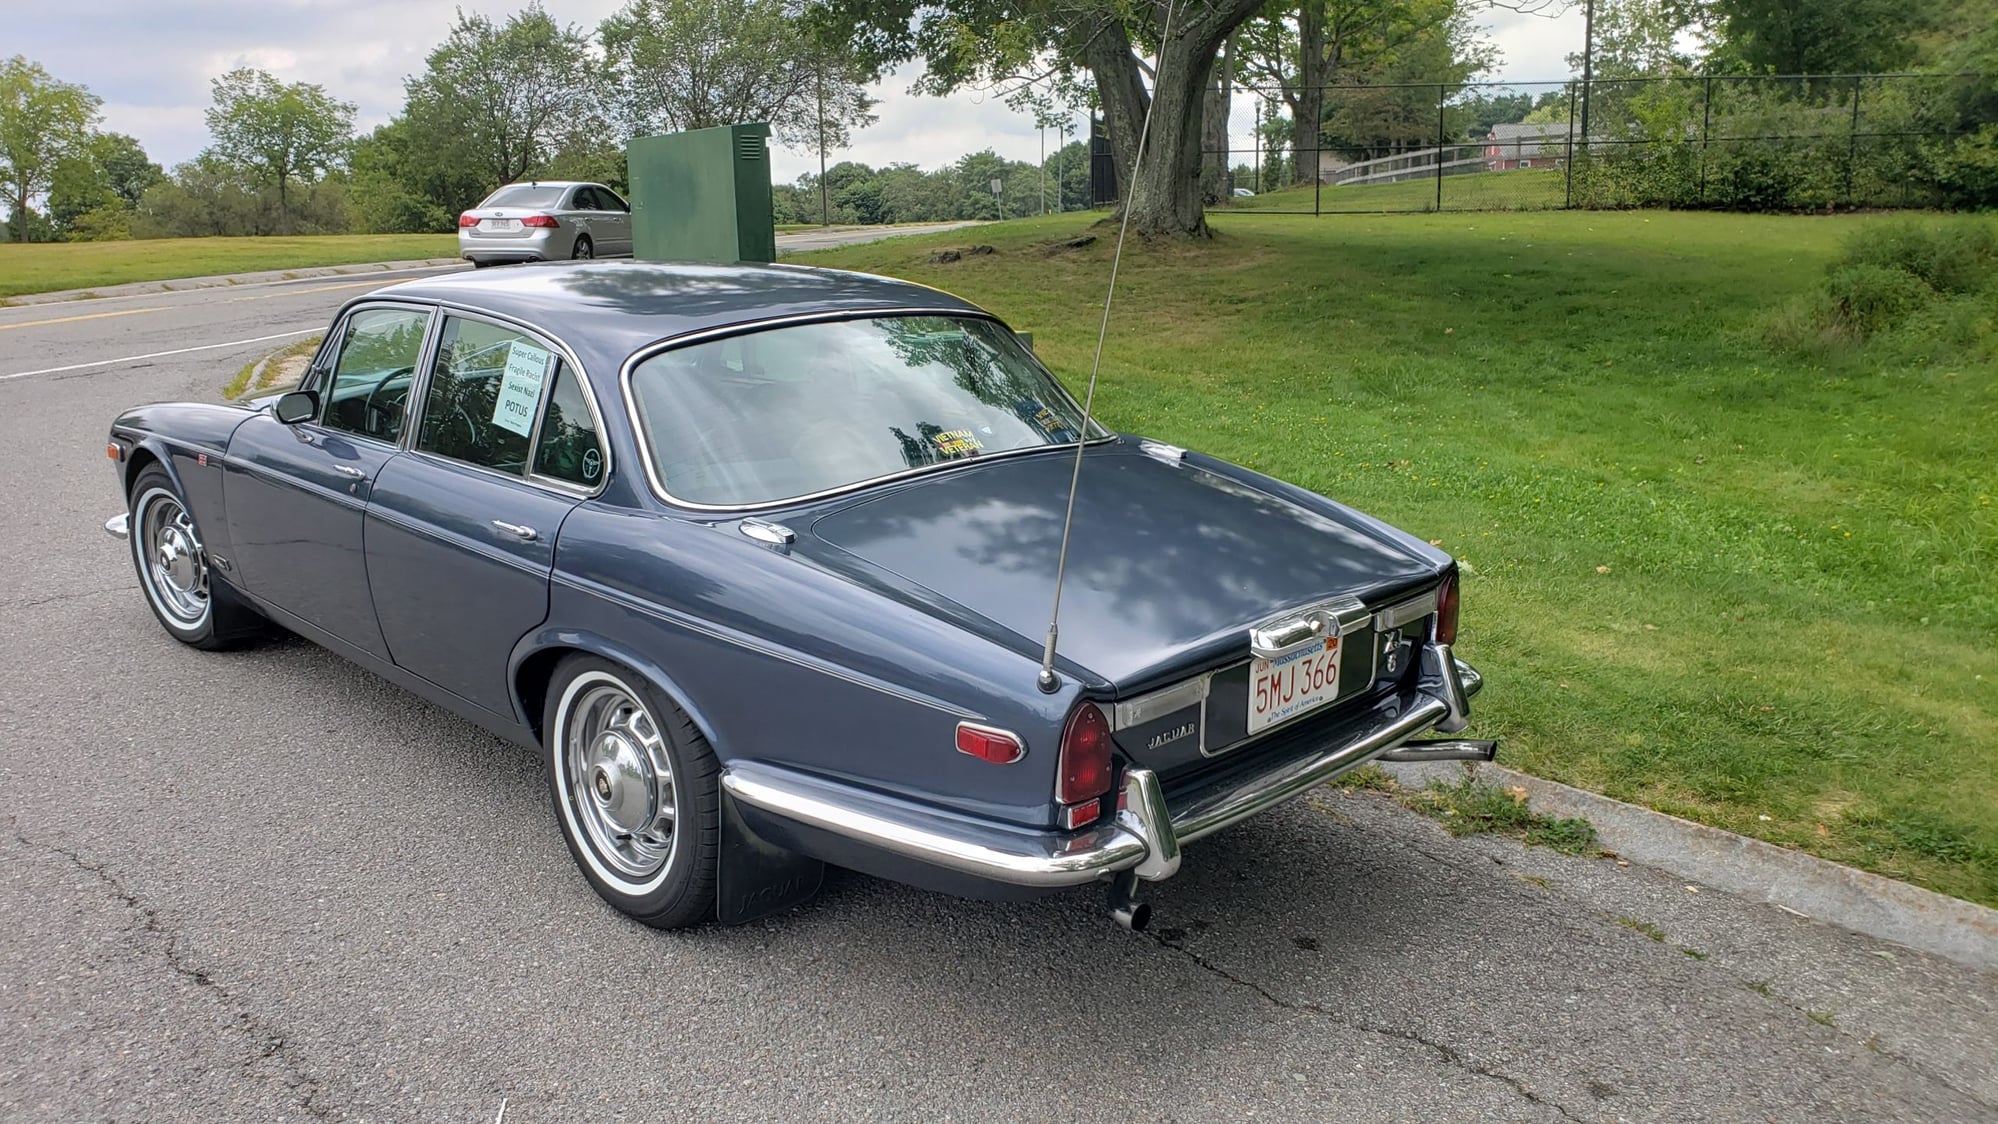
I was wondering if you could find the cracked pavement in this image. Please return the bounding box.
[3,273,1996,1122]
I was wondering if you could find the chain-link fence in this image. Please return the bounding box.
[1206,73,1992,214]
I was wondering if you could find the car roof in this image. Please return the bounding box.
[371,260,989,372]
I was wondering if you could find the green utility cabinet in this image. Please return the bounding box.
[626,123,776,264]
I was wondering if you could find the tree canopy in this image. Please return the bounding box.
[203,68,354,227]
[0,55,101,241]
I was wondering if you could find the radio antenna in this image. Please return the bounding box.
[1037,0,1183,694]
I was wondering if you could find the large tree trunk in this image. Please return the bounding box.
[1287,2,1328,187]
[1200,34,1234,204]
[1080,7,1246,240]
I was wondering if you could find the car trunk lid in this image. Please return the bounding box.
[806,442,1439,692]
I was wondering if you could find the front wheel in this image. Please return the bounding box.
[127,464,262,649]
[544,656,719,928]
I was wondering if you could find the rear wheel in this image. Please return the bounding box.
[127,464,262,649]
[543,656,719,928]
[570,236,593,260]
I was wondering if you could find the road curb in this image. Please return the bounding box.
[1377,759,1998,971]
[9,258,465,306]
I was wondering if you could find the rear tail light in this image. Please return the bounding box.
[1435,570,1460,646]
[955,723,1024,765]
[1056,701,1114,807]
[457,213,479,227]
[520,214,559,228]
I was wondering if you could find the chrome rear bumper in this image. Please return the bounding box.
[721,649,1484,889]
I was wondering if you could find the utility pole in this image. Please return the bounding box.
[1578,0,1595,161]
[1040,123,1047,215]
[815,49,830,226]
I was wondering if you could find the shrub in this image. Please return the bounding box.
[1838,220,1998,294]
[1823,264,1931,337]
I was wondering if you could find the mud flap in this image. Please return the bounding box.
[716,791,824,924]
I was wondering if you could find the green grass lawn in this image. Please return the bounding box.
[0,234,458,299]
[1227,169,1570,213]
[801,209,1998,906]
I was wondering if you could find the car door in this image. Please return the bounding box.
[224,304,436,659]
[594,186,633,256]
[363,312,608,716]
[560,185,594,253]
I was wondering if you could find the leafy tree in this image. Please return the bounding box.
[814,0,1274,238]
[47,132,159,237]
[600,0,875,152]
[0,56,101,241]
[1695,0,1930,76]
[204,68,355,228]
[401,4,597,194]
[1239,0,1495,186]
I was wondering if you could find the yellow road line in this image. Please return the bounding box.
[0,305,168,331]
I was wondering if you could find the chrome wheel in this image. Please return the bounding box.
[135,487,209,628]
[559,675,679,885]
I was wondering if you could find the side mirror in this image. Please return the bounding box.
[273,390,318,425]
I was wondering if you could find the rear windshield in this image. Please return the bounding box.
[628,315,1107,506]
[481,184,566,208]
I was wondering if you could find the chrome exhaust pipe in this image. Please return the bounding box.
[1106,870,1151,932]
[1378,738,1499,763]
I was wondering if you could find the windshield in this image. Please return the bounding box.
[482,184,566,208]
[628,315,1108,506]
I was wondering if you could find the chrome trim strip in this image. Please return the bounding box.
[1169,692,1451,846]
[616,307,1116,513]
[722,652,1478,889]
[1112,675,1209,729]
[1374,587,1440,631]
[721,762,1146,887]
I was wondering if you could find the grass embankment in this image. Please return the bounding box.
[0,234,458,299]
[801,209,1998,905]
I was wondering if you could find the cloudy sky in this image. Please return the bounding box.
[17,1,1589,184]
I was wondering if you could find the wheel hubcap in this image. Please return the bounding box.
[564,682,677,881]
[139,493,209,625]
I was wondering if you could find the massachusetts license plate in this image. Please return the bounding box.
[486,218,520,231]
[1248,636,1342,735]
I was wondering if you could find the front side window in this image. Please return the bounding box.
[322,307,430,443]
[417,317,566,476]
[627,315,1106,506]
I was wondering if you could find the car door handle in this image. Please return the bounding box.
[332,464,364,479]
[491,520,538,541]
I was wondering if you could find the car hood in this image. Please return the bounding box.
[806,442,1439,689]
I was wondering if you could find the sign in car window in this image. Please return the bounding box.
[494,340,551,437]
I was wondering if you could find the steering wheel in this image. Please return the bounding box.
[360,366,415,438]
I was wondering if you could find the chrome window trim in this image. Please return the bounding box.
[314,301,441,448]
[617,307,1118,513]
[414,301,612,500]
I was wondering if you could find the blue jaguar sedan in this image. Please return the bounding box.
[104,261,1488,931]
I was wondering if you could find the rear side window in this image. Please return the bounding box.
[322,308,430,443]
[533,366,605,488]
[482,184,565,209]
[417,317,565,476]
[572,186,601,210]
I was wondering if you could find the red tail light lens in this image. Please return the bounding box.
[520,214,559,228]
[1056,702,1114,806]
[955,723,1024,765]
[457,213,480,227]
[1435,570,1460,646]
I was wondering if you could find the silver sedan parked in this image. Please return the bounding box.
[458,181,634,267]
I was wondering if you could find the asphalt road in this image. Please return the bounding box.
[2,265,1996,1123]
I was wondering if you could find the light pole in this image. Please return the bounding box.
[816,54,829,226]
[1039,123,1047,216]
